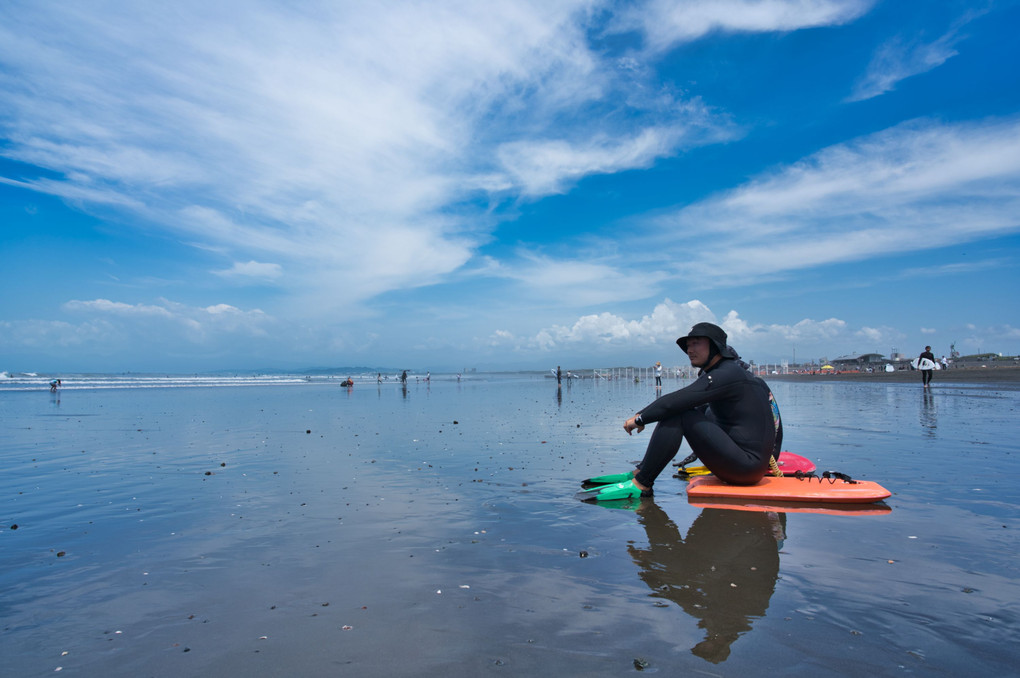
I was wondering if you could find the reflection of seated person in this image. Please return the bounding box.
[628,503,785,663]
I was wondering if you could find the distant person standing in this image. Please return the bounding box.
[654,361,663,389]
[918,346,936,388]
[400,370,408,385]
[556,365,562,388]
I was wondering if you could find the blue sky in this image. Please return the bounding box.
[2,0,1019,373]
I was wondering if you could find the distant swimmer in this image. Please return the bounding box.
[49,379,61,392]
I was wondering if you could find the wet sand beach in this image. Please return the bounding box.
[2,376,1018,676]
[769,364,1020,384]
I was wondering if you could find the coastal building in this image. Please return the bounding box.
[830,353,886,370]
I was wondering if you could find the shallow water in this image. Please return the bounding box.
[1,376,1018,676]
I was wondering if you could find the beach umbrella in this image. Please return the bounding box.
[821,365,835,370]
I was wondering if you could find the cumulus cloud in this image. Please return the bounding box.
[493,299,711,351]
[501,298,904,361]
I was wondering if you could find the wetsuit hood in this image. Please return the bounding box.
[677,322,732,359]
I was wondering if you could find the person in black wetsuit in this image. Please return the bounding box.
[918,345,936,388]
[579,322,780,501]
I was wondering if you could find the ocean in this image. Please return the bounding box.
[2,374,1018,676]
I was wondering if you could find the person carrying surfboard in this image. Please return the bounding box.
[578,322,779,501]
[918,345,936,388]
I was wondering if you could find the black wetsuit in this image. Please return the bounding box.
[635,358,777,487]
[919,350,935,386]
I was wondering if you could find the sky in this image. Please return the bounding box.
[2,0,1019,373]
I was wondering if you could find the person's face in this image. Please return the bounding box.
[686,336,713,367]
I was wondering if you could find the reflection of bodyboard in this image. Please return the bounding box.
[912,358,938,370]
[688,497,892,516]
[687,475,891,504]
[681,451,815,478]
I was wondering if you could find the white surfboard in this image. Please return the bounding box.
[912,357,937,370]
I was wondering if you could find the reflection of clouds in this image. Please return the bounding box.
[628,503,784,664]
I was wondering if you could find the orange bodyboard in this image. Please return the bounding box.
[688,497,892,515]
[687,475,891,504]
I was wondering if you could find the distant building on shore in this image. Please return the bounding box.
[831,353,886,369]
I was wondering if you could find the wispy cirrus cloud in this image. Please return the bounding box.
[645,117,1020,284]
[489,251,672,307]
[848,10,984,102]
[0,0,873,321]
[610,0,872,53]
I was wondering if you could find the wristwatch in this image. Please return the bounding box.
[634,414,644,426]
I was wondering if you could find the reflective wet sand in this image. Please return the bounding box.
[2,376,1017,676]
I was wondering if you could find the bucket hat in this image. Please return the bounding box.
[676,322,730,355]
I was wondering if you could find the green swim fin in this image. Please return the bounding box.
[575,479,651,502]
[580,470,635,489]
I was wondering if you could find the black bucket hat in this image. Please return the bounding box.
[677,322,730,355]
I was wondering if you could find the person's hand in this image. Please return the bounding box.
[624,415,645,435]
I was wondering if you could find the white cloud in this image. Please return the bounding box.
[856,326,883,343]
[0,0,872,320]
[849,33,959,102]
[505,298,908,362]
[647,118,1020,284]
[213,260,283,281]
[518,298,714,350]
[61,297,273,344]
[63,299,175,318]
[612,0,872,53]
[848,10,984,102]
[496,116,732,197]
[489,251,673,307]
[0,1,608,309]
